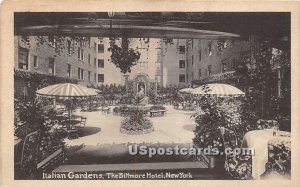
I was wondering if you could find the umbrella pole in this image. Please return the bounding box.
[69,101,72,121]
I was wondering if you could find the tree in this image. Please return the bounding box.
[19,36,142,74]
[108,38,141,74]
[238,37,290,130]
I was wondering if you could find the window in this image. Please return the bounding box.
[191,72,194,80]
[221,60,227,73]
[48,37,56,47]
[198,68,201,78]
[98,74,104,82]
[88,54,91,65]
[208,41,212,56]
[98,44,104,53]
[67,40,71,54]
[48,58,55,74]
[94,73,97,82]
[78,68,80,79]
[18,47,29,70]
[78,47,84,61]
[208,65,212,76]
[179,74,185,83]
[199,49,202,61]
[77,68,84,80]
[94,42,97,52]
[67,64,71,77]
[192,56,194,66]
[88,71,91,82]
[88,38,92,48]
[179,46,185,54]
[94,58,97,67]
[33,55,38,68]
[98,59,104,68]
[179,60,185,68]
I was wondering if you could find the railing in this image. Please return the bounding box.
[192,71,237,85]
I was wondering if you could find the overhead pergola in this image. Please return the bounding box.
[14,12,290,49]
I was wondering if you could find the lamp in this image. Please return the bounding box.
[108,12,115,18]
[108,12,115,39]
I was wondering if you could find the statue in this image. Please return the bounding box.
[137,83,145,98]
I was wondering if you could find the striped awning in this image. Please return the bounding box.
[36,83,98,97]
[191,83,245,97]
[179,87,194,93]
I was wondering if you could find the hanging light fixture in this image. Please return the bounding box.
[107,12,115,39]
[108,12,115,18]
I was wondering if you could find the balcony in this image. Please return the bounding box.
[192,71,237,85]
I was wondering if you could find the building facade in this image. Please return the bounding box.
[15,36,100,86]
[161,39,187,87]
[14,36,165,98]
[15,35,253,94]
[185,39,251,86]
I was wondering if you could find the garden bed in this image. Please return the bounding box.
[120,126,154,135]
[120,107,154,135]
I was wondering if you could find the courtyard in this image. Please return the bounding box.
[65,105,196,146]
[12,12,291,180]
[61,105,197,166]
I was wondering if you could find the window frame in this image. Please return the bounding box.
[18,47,29,70]
[179,60,186,68]
[33,55,38,68]
[98,59,104,68]
[179,74,186,83]
[67,64,71,78]
[179,46,186,54]
[208,65,212,76]
[48,58,55,75]
[88,54,91,65]
[98,74,104,83]
[98,44,104,53]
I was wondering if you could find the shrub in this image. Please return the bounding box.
[120,107,153,134]
[193,97,244,150]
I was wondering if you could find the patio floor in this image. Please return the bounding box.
[64,105,197,146]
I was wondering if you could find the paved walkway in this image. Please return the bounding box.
[65,105,197,146]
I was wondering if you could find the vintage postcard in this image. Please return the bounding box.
[1,0,300,187]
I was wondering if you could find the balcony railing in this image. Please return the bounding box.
[192,71,237,85]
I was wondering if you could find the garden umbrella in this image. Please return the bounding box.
[36,83,98,119]
[36,83,98,97]
[179,87,194,93]
[191,83,245,97]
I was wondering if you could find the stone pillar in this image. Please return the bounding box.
[123,74,129,90]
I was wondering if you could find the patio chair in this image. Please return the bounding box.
[59,121,79,139]
[73,117,87,129]
[64,129,79,139]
